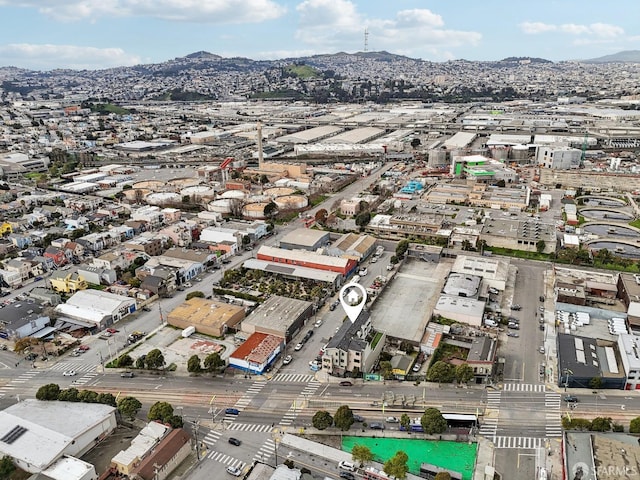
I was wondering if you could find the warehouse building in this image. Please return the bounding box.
[54,290,136,331]
[241,295,314,342]
[256,245,357,277]
[279,229,330,251]
[0,399,116,474]
[167,297,245,337]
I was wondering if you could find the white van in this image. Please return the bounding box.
[352,275,361,283]
[339,461,356,472]
[484,319,498,327]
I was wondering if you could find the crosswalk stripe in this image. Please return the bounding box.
[502,383,546,392]
[227,423,273,432]
[49,362,98,373]
[494,436,545,449]
[206,451,246,469]
[271,373,316,383]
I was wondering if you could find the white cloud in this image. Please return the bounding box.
[520,21,624,38]
[293,2,481,59]
[0,44,142,70]
[0,0,286,23]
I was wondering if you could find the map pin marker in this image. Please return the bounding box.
[339,282,368,323]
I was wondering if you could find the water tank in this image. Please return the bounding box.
[145,192,181,206]
[428,149,448,167]
[133,180,164,191]
[180,185,216,201]
[220,190,247,200]
[242,202,271,219]
[511,145,529,161]
[274,195,308,210]
[207,199,234,214]
[264,187,296,198]
[490,146,509,161]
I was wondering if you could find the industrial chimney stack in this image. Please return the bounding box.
[257,122,264,170]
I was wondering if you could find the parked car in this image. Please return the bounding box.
[369,422,385,430]
[339,381,353,387]
[507,332,519,338]
[78,345,90,351]
[340,472,356,480]
[386,416,399,423]
[226,466,242,476]
[412,363,422,372]
[507,324,520,330]
[353,414,365,422]
[539,295,545,302]
[303,330,314,341]
[386,264,394,271]
[510,304,522,311]
[314,319,323,328]
[225,408,240,415]
[329,301,339,311]
[228,437,242,446]
[359,268,368,276]
[282,355,293,365]
[294,343,304,351]
[339,461,356,472]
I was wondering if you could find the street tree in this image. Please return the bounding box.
[434,472,452,480]
[383,451,409,479]
[312,410,333,430]
[187,355,202,373]
[97,393,117,407]
[590,417,612,432]
[421,408,448,435]
[145,349,165,370]
[315,208,328,224]
[589,377,603,390]
[117,396,142,420]
[58,388,80,402]
[630,417,640,434]
[334,405,355,431]
[0,456,15,477]
[351,444,374,467]
[454,363,474,384]
[78,390,99,403]
[204,352,225,372]
[116,354,133,368]
[36,383,60,401]
[148,401,174,423]
[395,240,410,258]
[400,414,411,432]
[536,240,546,254]
[427,361,455,383]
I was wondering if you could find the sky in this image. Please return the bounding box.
[0,0,639,71]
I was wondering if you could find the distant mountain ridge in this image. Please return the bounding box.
[582,50,640,63]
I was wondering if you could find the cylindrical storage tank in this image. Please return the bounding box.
[207,199,234,214]
[145,192,181,206]
[133,180,165,191]
[490,146,509,161]
[264,187,296,198]
[242,202,270,219]
[511,145,529,161]
[180,185,216,202]
[274,194,308,210]
[168,177,201,188]
[219,190,247,200]
[248,194,270,204]
[428,149,448,167]
[123,188,151,201]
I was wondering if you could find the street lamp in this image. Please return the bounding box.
[272,428,282,467]
[563,369,573,392]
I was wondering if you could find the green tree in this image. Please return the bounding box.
[116,354,133,368]
[36,383,61,401]
[333,405,355,431]
[351,444,374,467]
[536,240,546,253]
[186,291,205,300]
[148,401,174,423]
[355,211,371,229]
[0,456,16,477]
[187,355,202,373]
[58,387,80,402]
[204,352,225,373]
[97,393,117,407]
[145,349,165,370]
[117,396,142,420]
[395,240,410,258]
[168,415,184,428]
[454,363,474,384]
[78,389,99,403]
[400,413,411,432]
[380,360,393,379]
[589,377,603,390]
[427,361,455,383]
[383,451,409,479]
[136,356,146,369]
[590,417,612,432]
[312,410,333,430]
[264,202,278,219]
[421,407,448,435]
[434,472,452,480]
[629,417,640,433]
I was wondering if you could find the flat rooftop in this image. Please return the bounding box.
[369,258,452,343]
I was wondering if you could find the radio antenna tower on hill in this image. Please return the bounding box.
[364,28,369,52]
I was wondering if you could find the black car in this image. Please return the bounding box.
[225,408,240,415]
[303,330,314,342]
[222,259,231,264]
[353,414,365,422]
[510,304,522,311]
[564,395,578,403]
[339,380,353,387]
[228,437,242,446]
[539,295,545,302]
[340,472,355,480]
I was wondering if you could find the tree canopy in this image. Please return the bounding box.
[383,451,409,479]
[187,355,202,373]
[36,383,60,401]
[312,410,333,430]
[118,396,142,420]
[333,405,355,431]
[148,401,175,423]
[351,444,374,467]
[421,408,448,435]
[145,349,165,369]
[427,361,455,383]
